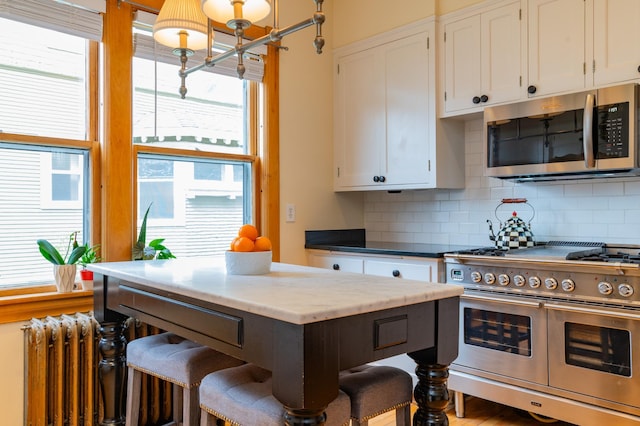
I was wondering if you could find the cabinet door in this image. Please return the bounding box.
[528,0,585,97]
[364,259,434,282]
[593,0,640,86]
[480,1,522,105]
[334,48,385,188]
[307,253,364,273]
[383,32,431,186]
[443,14,481,113]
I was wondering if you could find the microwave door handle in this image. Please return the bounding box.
[583,93,596,168]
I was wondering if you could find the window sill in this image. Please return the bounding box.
[0,288,93,324]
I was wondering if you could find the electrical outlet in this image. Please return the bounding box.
[286,204,296,222]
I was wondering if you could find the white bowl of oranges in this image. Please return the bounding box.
[225,224,272,275]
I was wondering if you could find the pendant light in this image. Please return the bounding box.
[153,0,325,98]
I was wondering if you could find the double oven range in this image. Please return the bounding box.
[445,242,640,425]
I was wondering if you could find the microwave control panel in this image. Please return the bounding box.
[596,102,629,158]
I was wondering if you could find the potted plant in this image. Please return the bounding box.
[37,231,87,293]
[133,203,176,260]
[79,244,100,290]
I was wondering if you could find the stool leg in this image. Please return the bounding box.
[397,405,411,426]
[125,367,142,426]
[172,384,183,424]
[199,409,219,426]
[183,386,200,425]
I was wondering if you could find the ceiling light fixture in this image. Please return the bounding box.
[153,0,325,99]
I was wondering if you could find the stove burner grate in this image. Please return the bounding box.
[576,252,640,265]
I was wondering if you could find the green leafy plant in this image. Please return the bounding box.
[37,231,87,265]
[80,244,101,268]
[133,203,176,260]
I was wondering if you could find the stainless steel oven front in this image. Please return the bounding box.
[546,302,640,410]
[454,292,547,385]
[450,289,640,424]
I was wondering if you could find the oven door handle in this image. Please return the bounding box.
[462,292,543,308]
[545,302,640,320]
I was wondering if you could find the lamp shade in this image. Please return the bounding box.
[153,0,210,51]
[201,0,271,25]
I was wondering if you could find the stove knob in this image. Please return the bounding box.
[544,278,558,290]
[529,276,541,288]
[618,283,634,298]
[498,274,510,286]
[471,271,482,283]
[598,281,613,295]
[484,273,496,285]
[561,279,575,292]
[514,275,526,287]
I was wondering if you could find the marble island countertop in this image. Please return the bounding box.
[89,257,462,325]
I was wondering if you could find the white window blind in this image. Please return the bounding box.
[133,11,264,82]
[0,0,103,40]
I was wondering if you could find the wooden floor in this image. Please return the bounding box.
[369,395,576,426]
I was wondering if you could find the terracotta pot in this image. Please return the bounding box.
[53,264,77,293]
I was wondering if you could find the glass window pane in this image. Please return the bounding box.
[0,144,88,288]
[137,155,251,258]
[0,18,88,140]
[132,56,247,155]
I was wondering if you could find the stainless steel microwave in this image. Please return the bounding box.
[484,84,640,181]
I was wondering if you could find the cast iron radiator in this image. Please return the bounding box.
[24,314,172,426]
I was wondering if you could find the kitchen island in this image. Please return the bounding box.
[90,258,462,425]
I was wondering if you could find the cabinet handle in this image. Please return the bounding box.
[392,269,400,277]
[332,264,340,270]
[527,85,537,94]
[480,94,488,103]
[472,96,481,104]
[373,176,379,182]
[379,175,386,183]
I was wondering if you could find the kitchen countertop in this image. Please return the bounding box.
[305,228,486,258]
[88,257,462,324]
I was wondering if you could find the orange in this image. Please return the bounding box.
[231,236,255,252]
[253,236,272,252]
[238,224,259,241]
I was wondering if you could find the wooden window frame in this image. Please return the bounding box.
[0,0,279,324]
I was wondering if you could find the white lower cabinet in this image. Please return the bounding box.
[306,253,364,273]
[306,250,443,282]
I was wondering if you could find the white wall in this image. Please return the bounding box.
[364,118,640,246]
[278,0,364,265]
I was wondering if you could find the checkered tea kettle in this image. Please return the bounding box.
[487,198,535,250]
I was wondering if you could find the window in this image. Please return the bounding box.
[133,26,261,258]
[0,2,100,289]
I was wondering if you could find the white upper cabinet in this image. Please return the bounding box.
[592,0,640,86]
[527,0,586,97]
[528,0,640,98]
[442,0,523,115]
[334,19,465,191]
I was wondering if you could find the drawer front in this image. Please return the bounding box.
[364,259,432,282]
[307,254,364,273]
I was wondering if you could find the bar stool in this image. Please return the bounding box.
[198,363,351,426]
[338,365,413,426]
[125,332,244,426]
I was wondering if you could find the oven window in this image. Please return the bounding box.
[463,308,532,356]
[565,322,631,377]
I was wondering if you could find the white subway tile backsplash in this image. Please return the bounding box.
[362,118,640,245]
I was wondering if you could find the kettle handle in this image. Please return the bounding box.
[495,199,535,224]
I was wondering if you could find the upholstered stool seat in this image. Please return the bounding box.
[125,332,244,426]
[338,365,413,426]
[199,363,351,426]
